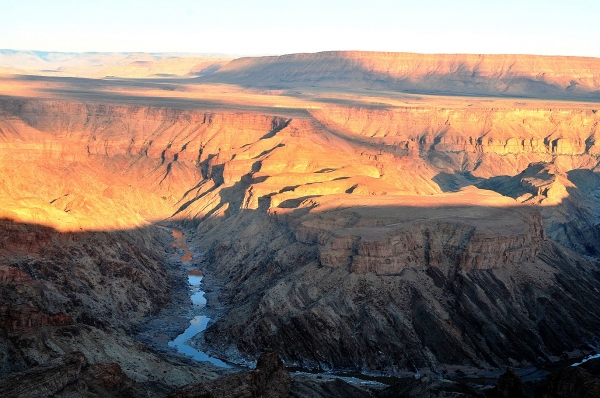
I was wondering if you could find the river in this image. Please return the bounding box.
[166,228,231,368]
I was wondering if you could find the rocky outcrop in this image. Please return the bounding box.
[0,352,153,398]
[0,218,222,390]
[169,350,376,398]
[192,193,600,375]
[0,218,170,331]
[55,361,151,398]
[479,162,575,204]
[376,375,485,398]
[168,350,291,398]
[497,367,527,398]
[310,213,545,274]
[535,359,600,398]
[0,352,87,398]
[0,304,73,332]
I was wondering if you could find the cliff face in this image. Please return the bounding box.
[309,213,544,274]
[312,106,600,156]
[0,99,291,230]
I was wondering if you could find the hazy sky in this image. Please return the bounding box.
[1,0,599,57]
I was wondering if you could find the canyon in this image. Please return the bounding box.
[0,51,600,396]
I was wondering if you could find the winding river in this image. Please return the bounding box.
[167,228,231,368]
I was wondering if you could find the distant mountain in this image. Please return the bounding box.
[203,51,600,101]
[0,50,236,78]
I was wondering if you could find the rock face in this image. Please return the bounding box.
[0,217,220,389]
[302,205,545,274]
[56,361,149,398]
[0,352,152,398]
[194,194,600,374]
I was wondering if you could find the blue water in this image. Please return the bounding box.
[572,353,600,367]
[168,275,231,368]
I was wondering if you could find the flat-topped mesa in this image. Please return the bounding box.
[296,204,546,275]
[208,51,600,100]
[221,52,600,82]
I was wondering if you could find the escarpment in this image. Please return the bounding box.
[312,105,600,156]
[206,52,600,100]
[311,215,544,274]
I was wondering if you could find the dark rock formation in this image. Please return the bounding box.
[0,351,152,398]
[0,219,220,390]
[168,350,291,398]
[376,375,484,397]
[0,219,171,376]
[497,367,526,398]
[290,376,371,398]
[195,205,600,374]
[579,357,600,377]
[536,358,600,398]
[0,352,87,398]
[55,361,150,398]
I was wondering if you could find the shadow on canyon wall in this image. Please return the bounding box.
[4,195,599,373]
